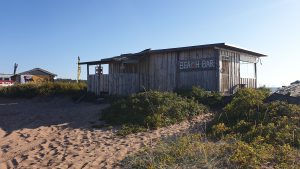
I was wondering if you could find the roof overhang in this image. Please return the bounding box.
[79,43,267,65]
[216,43,267,57]
[78,60,110,65]
[150,43,266,57]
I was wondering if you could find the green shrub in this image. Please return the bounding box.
[0,82,87,98]
[257,86,272,97]
[122,88,300,168]
[208,88,300,149]
[116,124,147,136]
[211,123,230,139]
[221,88,269,125]
[223,140,300,169]
[210,100,300,148]
[175,86,224,109]
[102,91,209,131]
[244,115,300,147]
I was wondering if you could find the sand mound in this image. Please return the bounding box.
[0,97,210,169]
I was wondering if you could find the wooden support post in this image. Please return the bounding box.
[87,64,89,79]
[254,63,257,88]
[77,56,81,83]
[86,64,90,91]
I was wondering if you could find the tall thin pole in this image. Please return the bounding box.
[13,63,18,75]
[77,56,81,83]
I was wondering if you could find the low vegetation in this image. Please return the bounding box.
[102,91,209,136]
[0,82,87,99]
[121,88,300,168]
[209,88,300,147]
[122,134,300,169]
[175,86,227,109]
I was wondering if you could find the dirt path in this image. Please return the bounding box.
[0,97,210,169]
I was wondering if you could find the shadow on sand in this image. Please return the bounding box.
[0,97,108,136]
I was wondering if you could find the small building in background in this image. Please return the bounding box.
[13,68,57,84]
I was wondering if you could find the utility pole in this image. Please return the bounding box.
[77,56,81,83]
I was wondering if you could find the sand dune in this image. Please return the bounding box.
[0,97,210,169]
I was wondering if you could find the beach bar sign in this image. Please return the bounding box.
[178,58,216,71]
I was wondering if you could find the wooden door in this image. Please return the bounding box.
[221,60,230,94]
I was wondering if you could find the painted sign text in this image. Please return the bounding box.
[178,58,216,71]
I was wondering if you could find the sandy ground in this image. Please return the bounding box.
[0,97,210,169]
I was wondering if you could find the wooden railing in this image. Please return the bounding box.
[239,78,257,89]
[88,76,258,96]
[88,73,139,96]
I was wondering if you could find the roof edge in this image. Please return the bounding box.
[16,68,57,76]
[79,43,267,64]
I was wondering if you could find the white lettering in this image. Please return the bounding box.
[179,62,184,69]
[179,59,215,70]
[195,61,200,68]
[210,60,215,67]
[202,60,207,68]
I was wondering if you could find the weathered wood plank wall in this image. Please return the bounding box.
[100,75,109,92]
[176,48,217,91]
[147,48,218,92]
[88,75,100,95]
[96,47,221,95]
[137,56,150,91]
[219,49,239,94]
[148,52,177,91]
[219,49,257,94]
[87,75,109,95]
[88,74,140,96]
[87,47,259,96]
[108,73,139,95]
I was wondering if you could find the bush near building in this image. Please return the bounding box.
[102,91,209,135]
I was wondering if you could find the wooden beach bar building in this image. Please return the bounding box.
[80,43,266,95]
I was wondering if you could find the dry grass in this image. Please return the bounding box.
[0,82,87,99]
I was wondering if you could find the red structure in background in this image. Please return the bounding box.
[0,74,14,87]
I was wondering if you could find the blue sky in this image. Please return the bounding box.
[0,0,299,87]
